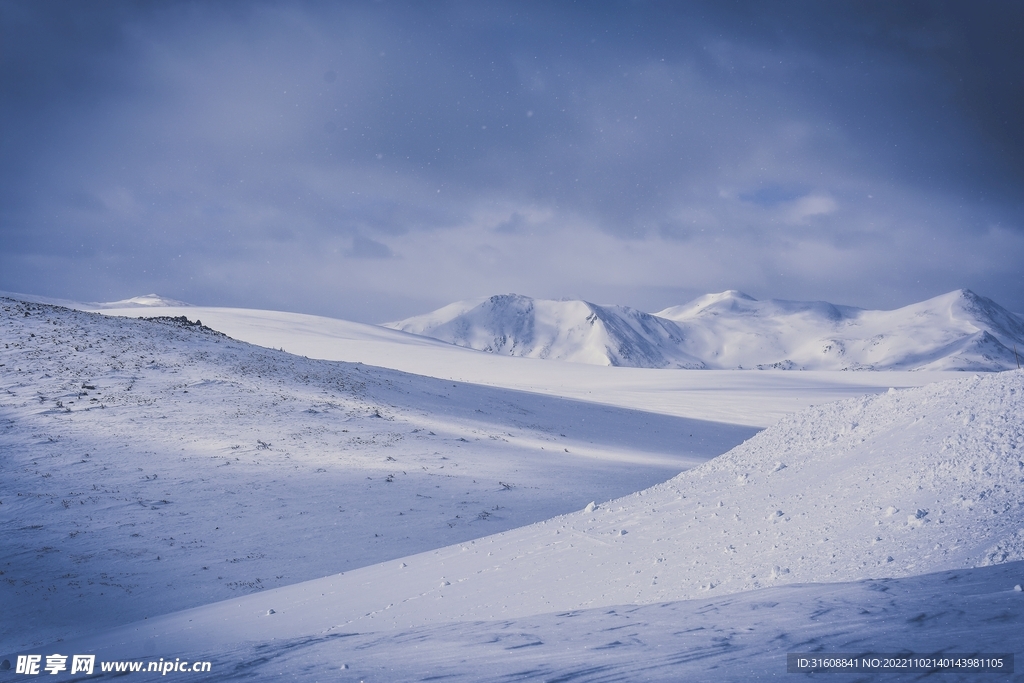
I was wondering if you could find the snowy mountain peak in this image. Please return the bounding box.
[657,292,855,323]
[943,289,1024,335]
[385,294,705,368]
[655,290,758,319]
[690,289,758,306]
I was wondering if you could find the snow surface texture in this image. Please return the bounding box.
[4,294,1023,681]
[0,298,755,651]
[56,562,1024,682]
[387,289,1024,371]
[24,367,1024,681]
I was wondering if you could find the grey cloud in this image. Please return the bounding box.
[348,235,393,260]
[495,212,527,234]
[1,0,1023,320]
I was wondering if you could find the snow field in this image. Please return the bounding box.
[5,294,1024,681]
[0,298,752,652]
[39,370,1024,675]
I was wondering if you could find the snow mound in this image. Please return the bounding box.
[329,368,1021,615]
[679,370,1024,584]
[461,368,1024,610]
[385,294,705,368]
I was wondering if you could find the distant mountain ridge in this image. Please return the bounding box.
[93,293,192,308]
[384,294,706,368]
[385,289,1024,371]
[0,291,193,310]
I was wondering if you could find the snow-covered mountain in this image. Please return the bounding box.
[384,293,706,368]
[389,289,1024,371]
[658,288,1024,371]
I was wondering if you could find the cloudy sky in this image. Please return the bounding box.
[2,1,1023,322]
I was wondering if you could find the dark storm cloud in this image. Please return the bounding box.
[1,0,1022,321]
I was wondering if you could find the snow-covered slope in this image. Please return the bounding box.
[210,371,1024,622]
[213,561,1024,682]
[0,297,756,652]
[32,370,1024,679]
[658,288,1024,371]
[0,290,191,309]
[34,370,1024,655]
[384,293,706,368]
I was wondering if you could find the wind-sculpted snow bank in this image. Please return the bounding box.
[387,369,1024,616]
[43,371,1024,664]
[677,370,1024,584]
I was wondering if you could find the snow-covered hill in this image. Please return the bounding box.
[33,368,1024,681]
[0,297,755,652]
[384,294,706,368]
[164,370,1024,625]
[658,288,1024,371]
[0,290,191,309]
[90,293,192,308]
[388,289,1024,371]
